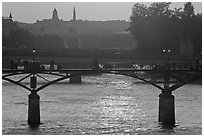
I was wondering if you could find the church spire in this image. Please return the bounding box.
[73,6,76,21]
[9,12,12,19]
[52,8,59,21]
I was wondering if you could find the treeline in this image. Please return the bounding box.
[2,28,64,49]
[74,20,129,34]
[80,33,135,49]
[2,25,135,49]
[128,2,202,55]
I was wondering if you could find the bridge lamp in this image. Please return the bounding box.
[33,48,36,53]
[162,49,171,67]
[162,49,166,65]
[32,48,36,62]
[167,49,171,65]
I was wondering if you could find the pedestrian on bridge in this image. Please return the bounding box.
[10,59,14,70]
[93,59,100,70]
[14,59,18,70]
[50,60,54,70]
[23,60,28,71]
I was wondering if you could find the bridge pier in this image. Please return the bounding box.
[158,92,175,126]
[69,73,82,83]
[28,74,40,127]
[28,92,40,127]
[158,71,175,126]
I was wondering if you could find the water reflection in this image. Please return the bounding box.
[110,80,132,90]
[91,95,147,134]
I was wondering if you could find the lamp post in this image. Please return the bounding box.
[31,48,36,89]
[162,49,171,69]
[31,48,36,88]
[167,49,171,67]
[32,48,36,62]
[162,49,166,68]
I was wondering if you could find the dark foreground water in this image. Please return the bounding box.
[2,74,202,135]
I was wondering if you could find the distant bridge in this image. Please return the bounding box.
[3,48,202,69]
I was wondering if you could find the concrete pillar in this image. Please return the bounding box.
[70,75,82,83]
[158,93,175,126]
[30,76,37,89]
[69,73,82,83]
[28,92,40,127]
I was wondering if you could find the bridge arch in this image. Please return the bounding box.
[36,70,200,93]
[2,70,163,92]
[2,70,201,93]
[33,71,165,92]
[3,77,32,92]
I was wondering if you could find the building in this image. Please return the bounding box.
[2,13,18,36]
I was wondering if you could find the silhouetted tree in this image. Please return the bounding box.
[5,29,33,48]
[183,2,195,17]
[129,2,202,55]
[180,2,202,55]
[129,2,179,54]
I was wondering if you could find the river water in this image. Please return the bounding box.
[2,74,202,135]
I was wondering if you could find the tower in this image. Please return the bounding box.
[9,12,12,19]
[52,8,59,21]
[73,6,76,21]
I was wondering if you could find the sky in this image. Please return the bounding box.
[2,2,202,23]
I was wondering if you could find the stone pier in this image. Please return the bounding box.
[69,73,82,83]
[158,92,175,126]
[158,71,175,126]
[28,92,40,127]
[28,74,40,127]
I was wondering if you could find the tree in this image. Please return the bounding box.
[129,2,180,54]
[129,3,148,43]
[128,2,201,55]
[180,2,201,55]
[5,29,33,48]
[183,2,195,17]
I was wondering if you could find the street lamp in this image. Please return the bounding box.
[162,49,171,89]
[167,49,171,65]
[31,48,37,90]
[32,48,36,62]
[162,49,166,65]
[162,49,171,69]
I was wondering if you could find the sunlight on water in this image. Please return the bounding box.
[89,95,147,134]
[95,96,140,120]
[110,80,132,90]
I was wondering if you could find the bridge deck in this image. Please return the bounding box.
[2,68,202,74]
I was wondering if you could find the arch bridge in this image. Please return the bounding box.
[2,67,202,127]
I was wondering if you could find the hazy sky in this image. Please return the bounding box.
[2,2,202,23]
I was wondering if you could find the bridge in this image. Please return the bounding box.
[2,63,201,128]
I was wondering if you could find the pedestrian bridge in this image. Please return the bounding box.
[2,67,202,128]
[2,68,201,93]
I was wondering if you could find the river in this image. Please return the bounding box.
[2,74,202,135]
